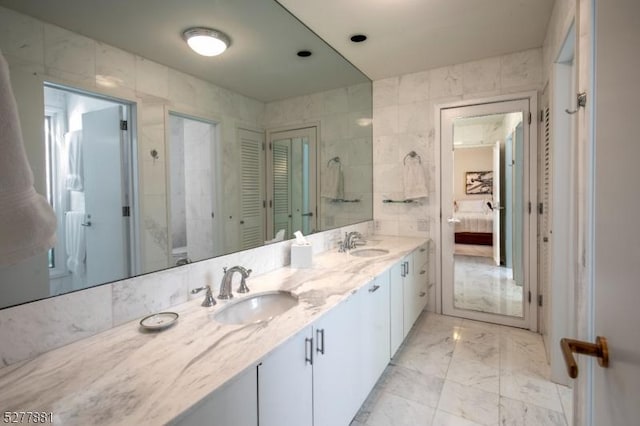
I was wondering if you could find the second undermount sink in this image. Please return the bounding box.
[350,248,390,257]
[213,291,299,325]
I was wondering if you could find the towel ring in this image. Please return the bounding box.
[403,151,422,165]
[327,156,341,167]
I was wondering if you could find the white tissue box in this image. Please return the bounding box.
[291,243,313,268]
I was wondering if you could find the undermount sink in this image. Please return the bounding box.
[213,291,299,325]
[350,248,390,257]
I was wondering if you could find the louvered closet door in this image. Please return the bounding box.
[539,103,552,341]
[272,139,292,239]
[239,128,265,250]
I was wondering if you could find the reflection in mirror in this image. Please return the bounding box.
[268,127,317,240]
[452,112,524,317]
[168,113,222,265]
[43,84,137,294]
[0,0,372,309]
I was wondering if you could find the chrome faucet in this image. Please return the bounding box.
[339,232,365,252]
[191,285,216,307]
[218,266,252,300]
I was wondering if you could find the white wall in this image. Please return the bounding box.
[453,146,493,201]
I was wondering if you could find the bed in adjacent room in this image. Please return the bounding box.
[454,199,493,246]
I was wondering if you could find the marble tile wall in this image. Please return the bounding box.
[372,47,543,312]
[0,221,373,367]
[264,83,374,230]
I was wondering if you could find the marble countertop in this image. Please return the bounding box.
[0,235,427,425]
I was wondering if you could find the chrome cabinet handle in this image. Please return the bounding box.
[305,337,313,365]
[316,329,325,355]
[419,270,426,275]
[81,214,92,226]
[301,212,313,217]
[368,284,380,293]
[419,291,426,297]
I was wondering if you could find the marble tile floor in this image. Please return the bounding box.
[352,312,572,426]
[454,255,523,318]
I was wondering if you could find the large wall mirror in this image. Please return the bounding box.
[0,0,373,309]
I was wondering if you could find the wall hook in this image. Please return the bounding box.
[565,92,587,115]
[150,149,159,160]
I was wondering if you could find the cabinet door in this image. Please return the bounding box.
[258,326,313,426]
[389,262,404,356]
[176,366,258,426]
[414,249,429,312]
[313,295,360,426]
[402,253,417,337]
[358,274,391,401]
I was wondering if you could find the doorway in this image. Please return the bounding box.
[266,126,318,241]
[439,97,536,329]
[43,83,137,294]
[167,112,222,264]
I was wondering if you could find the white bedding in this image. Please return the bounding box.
[454,199,493,233]
[454,212,493,233]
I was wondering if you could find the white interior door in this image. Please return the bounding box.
[441,98,533,328]
[82,106,128,286]
[578,1,640,423]
[492,141,501,265]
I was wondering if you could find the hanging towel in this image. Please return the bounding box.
[264,229,286,244]
[65,130,83,191]
[0,50,56,265]
[321,162,344,200]
[65,212,86,275]
[403,157,428,199]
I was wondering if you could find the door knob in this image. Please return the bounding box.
[560,336,609,378]
[447,217,461,223]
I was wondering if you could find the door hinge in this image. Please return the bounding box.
[528,291,532,304]
[120,120,128,131]
[122,206,131,217]
[263,200,266,208]
[528,201,532,214]
[262,142,265,151]
[269,142,272,150]
[539,110,544,122]
[538,294,543,307]
[269,200,272,208]
[538,202,544,214]
[528,112,532,125]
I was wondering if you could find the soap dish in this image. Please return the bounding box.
[140,312,179,331]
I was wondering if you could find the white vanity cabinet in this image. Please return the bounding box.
[404,243,429,332]
[258,326,314,426]
[175,365,258,426]
[389,260,405,356]
[313,293,361,426]
[357,273,391,399]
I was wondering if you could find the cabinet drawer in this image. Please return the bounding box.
[414,242,429,269]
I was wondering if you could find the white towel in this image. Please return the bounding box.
[0,50,57,265]
[321,162,344,200]
[403,157,428,200]
[65,130,83,191]
[65,212,86,275]
[264,229,286,244]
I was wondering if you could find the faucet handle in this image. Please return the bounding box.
[191,285,216,307]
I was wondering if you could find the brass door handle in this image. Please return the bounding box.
[560,336,609,378]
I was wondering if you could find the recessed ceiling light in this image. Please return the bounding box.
[183,27,230,57]
[350,34,367,43]
[297,50,312,58]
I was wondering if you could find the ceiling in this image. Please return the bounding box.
[276,0,555,80]
[0,0,367,102]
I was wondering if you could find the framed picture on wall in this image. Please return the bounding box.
[465,171,493,194]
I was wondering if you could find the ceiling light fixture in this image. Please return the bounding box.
[183,27,230,57]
